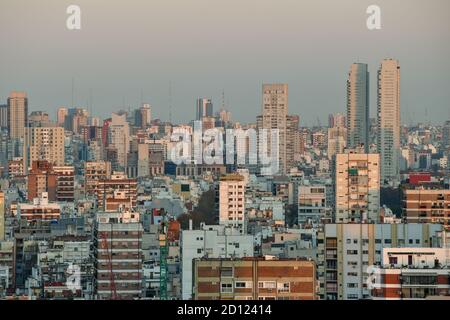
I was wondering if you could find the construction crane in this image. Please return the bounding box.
[159,221,169,300]
[100,231,118,300]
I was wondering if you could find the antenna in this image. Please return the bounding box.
[89,88,93,117]
[71,77,75,109]
[222,89,225,111]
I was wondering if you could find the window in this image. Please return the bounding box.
[221,267,233,277]
[235,281,252,289]
[258,281,276,289]
[277,282,290,293]
[221,283,233,293]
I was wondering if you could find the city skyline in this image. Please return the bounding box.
[1,0,449,125]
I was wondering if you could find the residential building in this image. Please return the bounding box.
[377,59,401,185]
[181,223,254,300]
[334,152,380,223]
[318,223,443,300]
[94,211,143,299]
[193,257,317,300]
[219,174,246,233]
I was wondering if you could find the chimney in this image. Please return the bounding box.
[189,219,193,231]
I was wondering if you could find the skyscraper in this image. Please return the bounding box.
[108,113,130,169]
[57,107,68,127]
[7,91,28,140]
[377,59,401,185]
[196,98,213,121]
[346,64,369,152]
[7,92,28,157]
[0,105,8,129]
[260,83,288,174]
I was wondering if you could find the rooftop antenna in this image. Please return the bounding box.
[89,88,93,117]
[222,89,225,111]
[169,81,173,124]
[71,77,75,109]
[140,88,144,107]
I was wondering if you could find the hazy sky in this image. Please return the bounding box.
[1,0,449,125]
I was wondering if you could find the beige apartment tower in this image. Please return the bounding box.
[219,174,246,233]
[23,127,65,172]
[334,152,380,223]
[377,59,401,185]
[7,91,28,140]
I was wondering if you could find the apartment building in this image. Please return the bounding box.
[403,188,450,227]
[17,193,61,221]
[371,247,450,299]
[219,174,246,233]
[181,223,254,300]
[0,241,15,291]
[334,152,380,223]
[95,171,137,212]
[84,161,112,195]
[95,211,143,300]
[298,185,331,225]
[193,257,316,300]
[318,223,443,300]
[23,126,65,171]
[27,160,75,202]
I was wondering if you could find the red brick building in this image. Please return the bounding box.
[193,257,317,300]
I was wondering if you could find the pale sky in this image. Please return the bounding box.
[0,0,449,125]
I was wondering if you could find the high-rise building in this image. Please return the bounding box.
[134,104,152,129]
[57,107,68,127]
[108,113,130,169]
[377,59,401,185]
[328,113,346,129]
[219,174,246,233]
[0,105,8,129]
[260,84,288,174]
[7,91,28,140]
[347,64,369,152]
[327,126,347,160]
[196,98,213,121]
[443,120,450,149]
[286,114,300,170]
[7,92,28,158]
[23,126,65,171]
[94,211,143,300]
[334,152,380,223]
[193,257,317,300]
